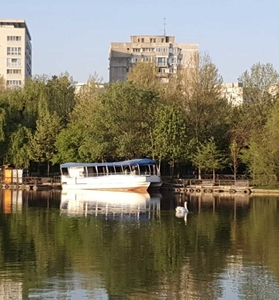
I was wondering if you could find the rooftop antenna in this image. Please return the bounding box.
[163,17,166,36]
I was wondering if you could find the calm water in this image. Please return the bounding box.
[1,189,279,299]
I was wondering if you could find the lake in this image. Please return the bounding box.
[0,189,279,299]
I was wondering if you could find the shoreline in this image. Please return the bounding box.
[251,189,279,195]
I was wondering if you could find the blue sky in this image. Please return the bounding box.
[2,0,278,83]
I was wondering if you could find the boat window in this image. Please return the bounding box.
[96,166,107,176]
[122,165,130,174]
[107,166,115,175]
[61,168,69,175]
[115,166,122,174]
[87,167,97,176]
[139,165,150,175]
[152,165,159,175]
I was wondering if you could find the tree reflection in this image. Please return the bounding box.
[0,191,279,299]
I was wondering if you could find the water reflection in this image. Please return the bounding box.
[0,191,279,299]
[60,190,161,221]
[0,189,23,214]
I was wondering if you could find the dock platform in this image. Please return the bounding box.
[161,179,252,194]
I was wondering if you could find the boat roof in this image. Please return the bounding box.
[60,158,158,169]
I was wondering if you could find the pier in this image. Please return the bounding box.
[0,176,61,191]
[161,179,253,194]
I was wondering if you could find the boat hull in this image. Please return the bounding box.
[61,174,151,192]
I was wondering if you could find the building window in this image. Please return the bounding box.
[7,80,22,86]
[7,47,22,55]
[142,48,155,52]
[7,69,22,74]
[156,57,168,67]
[141,38,144,42]
[7,36,21,41]
[150,38,156,43]
[156,47,168,53]
[133,48,140,52]
[7,58,22,67]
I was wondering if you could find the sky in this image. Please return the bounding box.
[1,0,278,83]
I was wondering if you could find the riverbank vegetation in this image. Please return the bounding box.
[0,53,279,187]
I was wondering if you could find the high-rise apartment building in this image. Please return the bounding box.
[109,35,198,82]
[0,19,32,87]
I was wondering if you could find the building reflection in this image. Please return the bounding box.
[60,190,162,221]
[0,189,22,214]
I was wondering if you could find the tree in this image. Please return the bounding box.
[191,137,226,180]
[7,125,32,168]
[45,73,76,125]
[229,139,241,183]
[0,75,5,92]
[153,105,188,175]
[54,76,113,163]
[126,62,159,90]
[29,111,62,174]
[97,82,159,159]
[233,63,279,143]
[177,52,226,143]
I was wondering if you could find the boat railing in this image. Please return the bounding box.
[80,171,157,177]
[63,170,159,178]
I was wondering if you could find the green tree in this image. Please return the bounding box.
[240,134,273,186]
[98,82,159,159]
[229,139,241,183]
[233,63,279,144]
[126,62,159,90]
[191,137,226,180]
[29,111,62,174]
[153,105,188,174]
[7,125,32,168]
[177,52,227,143]
[54,77,112,163]
[45,73,76,124]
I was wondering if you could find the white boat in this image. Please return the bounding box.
[60,158,162,192]
[60,190,161,220]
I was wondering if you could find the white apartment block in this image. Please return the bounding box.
[109,35,198,82]
[73,82,106,94]
[0,19,32,87]
[221,82,244,106]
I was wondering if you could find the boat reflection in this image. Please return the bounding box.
[60,190,161,220]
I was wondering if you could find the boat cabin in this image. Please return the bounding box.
[60,158,160,178]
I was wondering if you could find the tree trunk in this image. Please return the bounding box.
[198,167,201,180]
[47,161,50,176]
[233,161,237,184]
